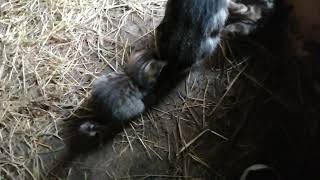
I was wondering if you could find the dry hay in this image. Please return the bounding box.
[0,0,283,179]
[0,0,167,179]
[0,0,288,179]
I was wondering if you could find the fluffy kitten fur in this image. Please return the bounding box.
[79,50,166,137]
[92,50,166,122]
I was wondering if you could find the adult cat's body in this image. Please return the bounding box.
[156,0,275,71]
[156,0,229,70]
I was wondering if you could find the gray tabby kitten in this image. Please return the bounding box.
[79,50,166,136]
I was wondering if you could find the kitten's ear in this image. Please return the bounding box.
[150,60,167,76]
[156,60,167,73]
[128,50,148,65]
[144,60,167,82]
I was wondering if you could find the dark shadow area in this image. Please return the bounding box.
[192,0,320,179]
[146,65,190,106]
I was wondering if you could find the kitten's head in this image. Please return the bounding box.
[126,50,166,89]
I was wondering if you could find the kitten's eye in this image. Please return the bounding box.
[210,30,220,37]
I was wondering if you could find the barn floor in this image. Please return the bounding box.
[1,0,320,180]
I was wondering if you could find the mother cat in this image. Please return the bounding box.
[156,0,274,70]
[156,0,230,70]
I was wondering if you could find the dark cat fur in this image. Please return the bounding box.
[155,0,275,71]
[156,0,229,70]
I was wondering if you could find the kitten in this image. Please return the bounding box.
[79,50,166,137]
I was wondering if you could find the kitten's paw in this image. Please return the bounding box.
[259,0,275,10]
[78,121,101,137]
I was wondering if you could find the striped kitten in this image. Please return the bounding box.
[78,50,166,137]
